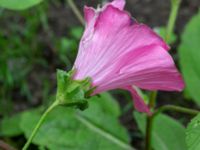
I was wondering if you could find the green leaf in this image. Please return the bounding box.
[186,113,200,150]
[154,27,177,44]
[70,27,83,39]
[0,113,23,137]
[179,10,200,104]
[20,93,133,150]
[134,112,187,150]
[0,0,43,10]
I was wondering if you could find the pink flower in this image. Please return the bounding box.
[73,0,184,114]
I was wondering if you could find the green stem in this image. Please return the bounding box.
[22,101,59,150]
[145,91,157,150]
[145,0,181,149]
[149,91,157,108]
[0,140,16,150]
[154,105,199,117]
[165,0,181,42]
[67,0,85,25]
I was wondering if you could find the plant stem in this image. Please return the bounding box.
[0,140,16,150]
[149,91,157,108]
[154,105,199,117]
[67,0,85,26]
[22,101,59,150]
[145,91,157,150]
[165,0,181,42]
[145,0,181,149]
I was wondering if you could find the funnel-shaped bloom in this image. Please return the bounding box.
[73,0,184,114]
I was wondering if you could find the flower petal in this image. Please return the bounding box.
[120,45,185,91]
[123,86,151,115]
[74,5,168,81]
[84,6,96,25]
[84,0,125,26]
[95,45,184,92]
[109,0,125,10]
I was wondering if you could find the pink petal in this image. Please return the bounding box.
[120,45,185,91]
[83,0,125,26]
[94,5,130,35]
[123,86,151,115]
[84,6,96,25]
[74,0,184,98]
[95,45,184,93]
[109,0,125,10]
[74,5,168,81]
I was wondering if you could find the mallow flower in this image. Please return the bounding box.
[22,1,186,149]
[73,0,184,114]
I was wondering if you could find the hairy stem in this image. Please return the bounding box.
[154,105,199,117]
[145,0,181,149]
[67,0,85,25]
[145,91,157,150]
[0,140,16,150]
[22,101,59,150]
[165,0,181,42]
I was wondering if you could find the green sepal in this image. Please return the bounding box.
[56,69,92,110]
[85,86,97,98]
[60,101,88,111]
